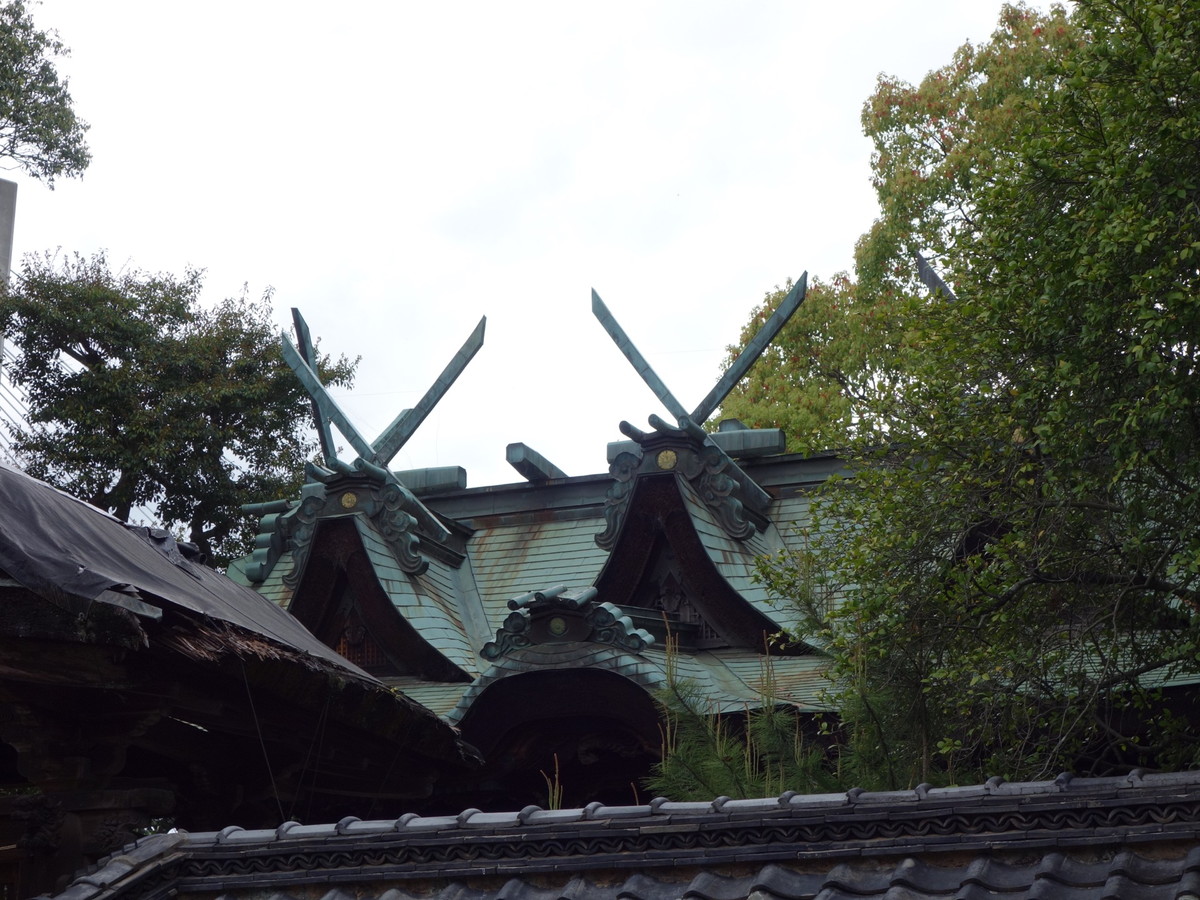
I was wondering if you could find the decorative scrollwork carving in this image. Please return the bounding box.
[482,592,652,660]
[595,451,640,550]
[585,601,650,654]
[481,611,533,661]
[379,480,430,575]
[279,470,432,586]
[683,444,755,540]
[282,492,327,588]
[596,417,764,548]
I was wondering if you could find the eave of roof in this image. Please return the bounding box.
[0,462,369,679]
[0,461,477,773]
[50,770,1200,900]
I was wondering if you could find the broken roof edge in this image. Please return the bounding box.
[0,462,372,675]
[0,461,475,775]
[48,769,1200,900]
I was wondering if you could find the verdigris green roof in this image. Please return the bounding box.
[768,483,851,620]
[469,514,609,627]
[227,544,292,606]
[772,492,814,536]
[668,650,829,713]
[448,642,829,725]
[353,516,481,677]
[231,443,848,727]
[712,649,831,709]
[383,677,473,717]
[675,473,794,629]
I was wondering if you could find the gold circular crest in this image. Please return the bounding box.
[548,616,568,636]
[656,449,678,470]
[340,491,358,509]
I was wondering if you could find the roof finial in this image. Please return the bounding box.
[279,312,487,543]
[591,274,807,430]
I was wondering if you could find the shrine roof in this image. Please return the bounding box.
[228,287,851,720]
[228,448,844,713]
[49,769,1200,900]
[452,645,829,723]
[353,515,480,675]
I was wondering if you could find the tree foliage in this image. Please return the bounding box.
[0,0,89,184]
[0,251,355,565]
[721,4,1079,455]
[714,0,1200,791]
[719,274,907,455]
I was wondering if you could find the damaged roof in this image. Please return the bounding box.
[0,459,379,678]
[0,459,476,778]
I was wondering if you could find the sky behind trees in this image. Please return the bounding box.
[8,2,1030,487]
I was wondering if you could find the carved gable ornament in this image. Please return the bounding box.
[596,423,770,549]
[481,586,655,661]
[590,276,806,548]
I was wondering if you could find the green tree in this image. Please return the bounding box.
[721,4,1079,455]
[0,251,355,565]
[718,274,904,455]
[0,0,89,183]
[724,0,1200,789]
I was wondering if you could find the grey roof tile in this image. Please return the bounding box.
[398,814,460,831]
[781,792,849,810]
[653,800,721,816]
[821,861,893,895]
[275,822,339,839]
[588,804,652,820]
[851,788,924,805]
[459,810,523,828]
[524,808,587,826]
[51,843,1200,900]
[747,864,828,900]
[341,819,406,836]
[1176,865,1200,897]
[615,873,694,900]
[115,833,186,866]
[923,784,990,802]
[227,826,288,844]
[680,872,755,900]
[49,739,1200,900]
[722,797,788,815]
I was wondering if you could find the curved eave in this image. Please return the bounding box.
[592,473,782,648]
[445,641,830,725]
[352,516,480,677]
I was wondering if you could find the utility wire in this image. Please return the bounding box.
[0,339,159,522]
[240,656,286,824]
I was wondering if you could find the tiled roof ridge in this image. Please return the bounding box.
[50,769,1200,900]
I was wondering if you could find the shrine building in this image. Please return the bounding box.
[227,278,833,809]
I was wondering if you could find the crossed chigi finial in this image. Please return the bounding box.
[280,310,485,540]
[280,269,807,506]
[591,273,807,440]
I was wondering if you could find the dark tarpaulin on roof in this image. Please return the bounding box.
[0,461,372,678]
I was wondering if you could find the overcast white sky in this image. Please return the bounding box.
[9,2,1023,488]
